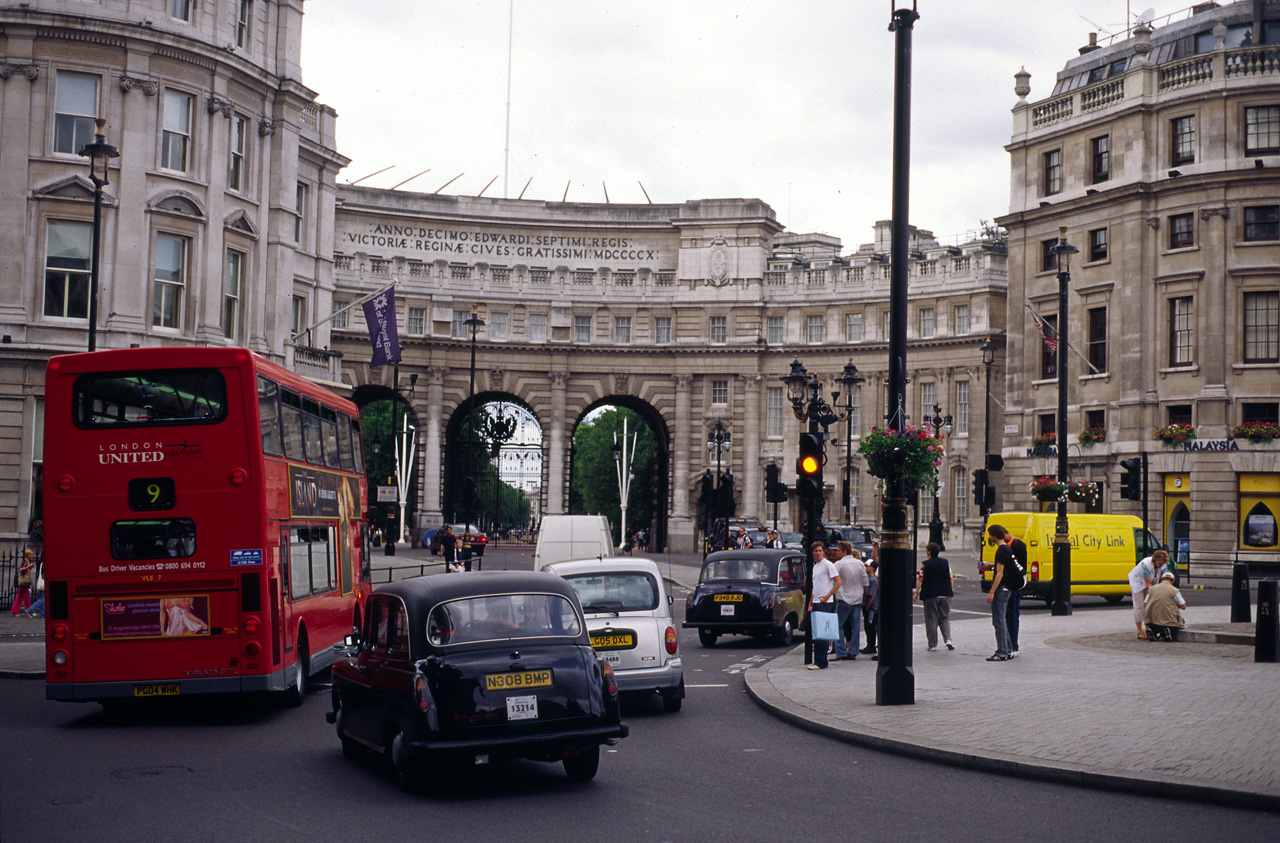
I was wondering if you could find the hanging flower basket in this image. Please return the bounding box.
[28,518,43,542]
[1067,481,1101,506]
[1031,432,1056,456]
[1029,475,1066,502]
[857,425,943,494]
[1077,426,1106,447]
[1230,421,1280,443]
[1153,423,1195,446]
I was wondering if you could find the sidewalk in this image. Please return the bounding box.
[744,604,1280,811]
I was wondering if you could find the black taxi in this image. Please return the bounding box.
[683,549,806,647]
[327,571,628,789]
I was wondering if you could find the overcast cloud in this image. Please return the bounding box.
[301,1,1172,247]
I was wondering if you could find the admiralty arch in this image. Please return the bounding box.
[324,187,1009,553]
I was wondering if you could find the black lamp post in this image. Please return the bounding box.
[464,306,484,570]
[706,419,731,548]
[981,336,996,518]
[1049,227,1078,616]
[782,358,841,666]
[837,360,865,524]
[928,404,953,549]
[78,118,119,352]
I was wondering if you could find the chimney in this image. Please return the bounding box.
[1079,32,1101,55]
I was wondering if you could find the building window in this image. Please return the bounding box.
[614,316,631,344]
[1243,291,1279,363]
[768,315,784,344]
[1039,413,1056,438]
[1088,227,1108,262]
[294,182,308,244]
[229,115,248,192]
[1091,135,1110,183]
[170,0,192,21]
[1244,205,1280,242]
[1171,115,1196,165]
[850,386,862,437]
[953,305,969,335]
[153,233,189,329]
[332,302,348,330]
[655,316,671,344]
[291,294,307,337]
[1043,149,1062,196]
[1087,307,1107,373]
[1041,238,1058,272]
[919,307,935,338]
[222,249,243,340]
[407,307,425,336]
[54,71,99,155]
[883,310,892,340]
[236,0,253,49]
[952,467,967,523]
[529,313,547,343]
[574,315,592,343]
[956,381,970,435]
[1167,404,1192,426]
[711,380,728,405]
[573,270,594,285]
[530,269,549,285]
[1040,314,1058,379]
[1243,402,1280,425]
[807,314,825,344]
[1169,213,1194,249]
[451,310,467,339]
[1170,297,1194,367]
[766,387,784,437]
[162,90,193,172]
[1245,105,1280,156]
[490,311,507,341]
[1086,409,1106,434]
[43,220,92,319]
[710,315,727,344]
[920,382,935,428]
[845,312,863,342]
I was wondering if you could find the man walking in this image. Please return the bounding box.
[832,541,867,660]
[915,542,954,651]
[807,542,841,670]
[984,524,1024,661]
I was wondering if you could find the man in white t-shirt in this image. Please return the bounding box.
[833,542,868,661]
[807,542,841,670]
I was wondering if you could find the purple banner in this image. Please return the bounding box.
[362,286,401,367]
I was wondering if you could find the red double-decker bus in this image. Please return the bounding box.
[42,347,371,705]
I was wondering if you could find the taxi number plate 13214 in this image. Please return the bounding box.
[506,695,538,721]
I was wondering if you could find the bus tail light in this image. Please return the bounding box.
[229,467,248,486]
[664,626,679,655]
[244,641,261,659]
[52,650,68,666]
[57,475,74,493]
[51,623,69,642]
[414,673,430,712]
[243,616,260,634]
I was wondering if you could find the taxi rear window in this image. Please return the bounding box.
[426,593,582,646]
[700,558,771,583]
[562,572,659,612]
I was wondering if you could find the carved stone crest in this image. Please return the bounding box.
[708,239,730,287]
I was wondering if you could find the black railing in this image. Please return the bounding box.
[1182,550,1280,584]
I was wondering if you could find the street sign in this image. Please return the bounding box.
[377,485,397,503]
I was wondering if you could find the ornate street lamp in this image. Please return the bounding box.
[78,118,119,352]
[1049,227,1079,616]
[706,419,732,548]
[981,336,996,517]
[463,306,484,570]
[928,404,953,549]
[837,360,865,524]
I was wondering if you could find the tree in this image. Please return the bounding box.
[570,407,656,544]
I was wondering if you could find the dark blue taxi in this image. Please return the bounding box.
[683,549,807,647]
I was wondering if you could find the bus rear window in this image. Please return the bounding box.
[111,518,196,560]
[75,369,227,428]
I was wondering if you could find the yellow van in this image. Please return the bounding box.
[981,512,1164,603]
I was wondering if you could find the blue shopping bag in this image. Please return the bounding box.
[810,604,839,641]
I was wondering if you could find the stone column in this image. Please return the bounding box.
[420,366,446,528]
[546,372,568,515]
[741,373,762,518]
[669,374,695,552]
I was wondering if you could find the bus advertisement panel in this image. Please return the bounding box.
[42,347,369,705]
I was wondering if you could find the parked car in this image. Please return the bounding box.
[430,523,487,557]
[683,549,807,647]
[327,571,628,789]
[541,557,685,712]
[823,525,879,559]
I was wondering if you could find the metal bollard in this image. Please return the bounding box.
[1231,562,1251,623]
[384,540,395,557]
[1256,579,1278,664]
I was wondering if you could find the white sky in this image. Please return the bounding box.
[301,1,1173,248]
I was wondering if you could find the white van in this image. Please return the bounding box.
[534,515,615,567]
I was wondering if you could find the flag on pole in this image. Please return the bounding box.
[1031,311,1058,356]
[362,286,401,367]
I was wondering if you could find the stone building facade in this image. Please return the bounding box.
[996,0,1280,565]
[0,0,347,542]
[328,189,1009,552]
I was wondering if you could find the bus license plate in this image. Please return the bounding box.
[133,683,181,697]
[506,695,538,721]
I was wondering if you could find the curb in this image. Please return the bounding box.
[742,651,1280,812]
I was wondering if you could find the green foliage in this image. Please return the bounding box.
[570,407,657,542]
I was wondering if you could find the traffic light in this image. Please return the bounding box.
[719,471,736,516]
[765,463,788,503]
[699,470,714,507]
[795,432,823,500]
[1120,457,1142,501]
[972,469,988,507]
[986,453,1004,473]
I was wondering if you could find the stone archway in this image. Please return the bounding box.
[442,392,543,531]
